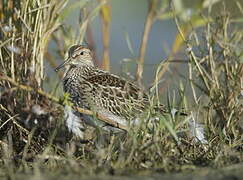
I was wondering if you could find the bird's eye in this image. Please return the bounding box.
[80,51,84,55]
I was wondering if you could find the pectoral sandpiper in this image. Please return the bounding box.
[55,45,184,138]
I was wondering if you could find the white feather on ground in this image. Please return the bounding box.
[188,112,208,144]
[64,105,85,139]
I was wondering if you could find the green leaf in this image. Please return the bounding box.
[159,115,179,143]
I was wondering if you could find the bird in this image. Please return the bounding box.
[55,45,185,138]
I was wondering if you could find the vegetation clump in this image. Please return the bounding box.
[0,0,242,179]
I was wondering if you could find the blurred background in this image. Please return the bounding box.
[44,0,243,100]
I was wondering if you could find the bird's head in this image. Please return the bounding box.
[55,45,94,72]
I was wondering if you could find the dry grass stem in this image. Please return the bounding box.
[136,0,157,86]
[100,0,111,71]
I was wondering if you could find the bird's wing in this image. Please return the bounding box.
[82,73,150,119]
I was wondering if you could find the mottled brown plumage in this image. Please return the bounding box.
[55,45,169,136]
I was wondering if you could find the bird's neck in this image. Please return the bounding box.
[63,65,95,80]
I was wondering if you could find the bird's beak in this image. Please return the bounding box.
[55,57,71,72]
